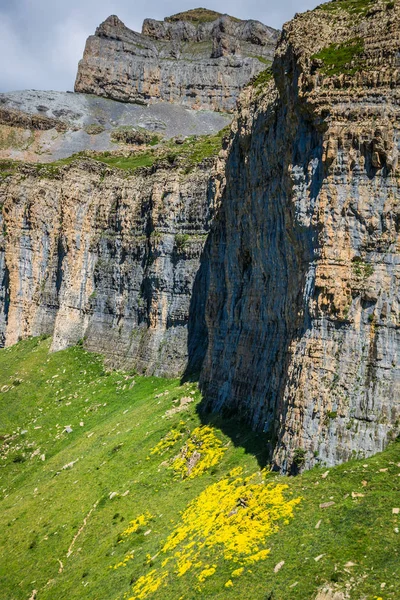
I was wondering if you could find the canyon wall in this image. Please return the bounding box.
[199,0,400,471]
[0,158,214,377]
[75,12,278,112]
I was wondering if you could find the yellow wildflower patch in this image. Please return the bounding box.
[120,469,301,599]
[170,426,227,479]
[244,549,271,564]
[121,512,153,539]
[162,468,300,563]
[111,552,135,570]
[198,565,217,582]
[176,557,192,577]
[128,570,167,600]
[149,428,183,456]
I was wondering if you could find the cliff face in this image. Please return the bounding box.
[2,0,400,473]
[199,0,400,471]
[0,158,214,377]
[74,12,278,112]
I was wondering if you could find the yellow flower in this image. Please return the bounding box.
[121,512,153,538]
[198,565,217,582]
[162,471,300,562]
[244,549,271,564]
[111,551,135,570]
[176,558,192,577]
[170,426,227,479]
[149,428,183,456]
[119,470,301,599]
[128,570,167,600]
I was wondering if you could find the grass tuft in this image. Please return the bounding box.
[250,68,274,90]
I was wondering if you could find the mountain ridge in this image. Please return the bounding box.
[74,11,278,112]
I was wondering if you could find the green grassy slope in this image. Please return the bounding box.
[0,338,399,600]
[0,129,229,181]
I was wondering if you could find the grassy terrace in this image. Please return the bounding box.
[318,0,395,15]
[318,0,374,15]
[0,337,399,599]
[312,37,366,76]
[0,129,228,179]
[251,67,274,89]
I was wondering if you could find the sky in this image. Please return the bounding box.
[0,0,322,93]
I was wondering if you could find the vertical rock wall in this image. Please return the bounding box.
[200,0,400,471]
[0,160,213,377]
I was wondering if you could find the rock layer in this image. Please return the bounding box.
[75,13,278,112]
[0,158,214,376]
[199,0,400,471]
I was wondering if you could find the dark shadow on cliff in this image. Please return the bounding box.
[182,233,212,379]
[182,73,327,472]
[199,409,271,469]
[180,126,277,470]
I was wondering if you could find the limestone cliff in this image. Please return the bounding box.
[1,0,400,473]
[199,0,400,471]
[74,11,278,112]
[0,156,215,377]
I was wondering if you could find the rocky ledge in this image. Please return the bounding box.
[0,90,231,163]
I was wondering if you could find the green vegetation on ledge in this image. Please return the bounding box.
[312,37,365,76]
[0,159,20,179]
[318,0,374,15]
[91,129,228,173]
[251,55,272,66]
[165,8,241,24]
[250,67,274,89]
[0,129,228,179]
[318,0,395,16]
[0,337,399,599]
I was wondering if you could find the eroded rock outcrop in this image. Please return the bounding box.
[199,0,400,471]
[75,10,278,112]
[0,158,215,376]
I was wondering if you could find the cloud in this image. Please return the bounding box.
[0,15,41,91]
[0,0,321,93]
[50,17,90,91]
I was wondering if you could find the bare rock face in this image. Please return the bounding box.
[0,158,214,377]
[199,0,400,471]
[74,11,279,112]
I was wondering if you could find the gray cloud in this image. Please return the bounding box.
[0,0,321,93]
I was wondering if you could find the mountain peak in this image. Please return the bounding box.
[164,8,238,24]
